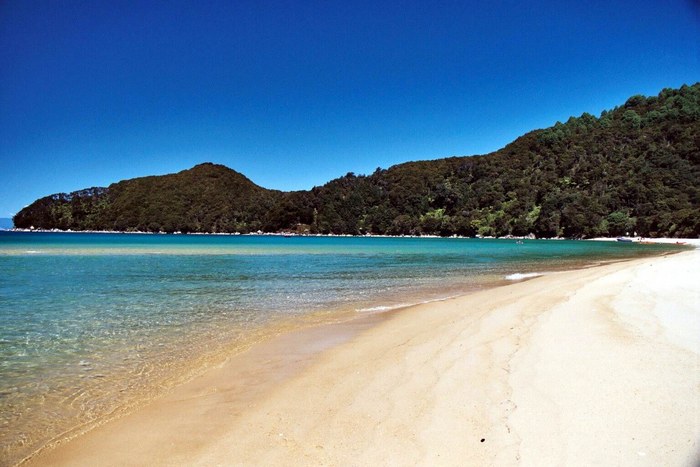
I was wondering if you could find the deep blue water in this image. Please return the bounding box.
[0,231,681,463]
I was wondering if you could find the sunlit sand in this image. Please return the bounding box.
[26,248,699,466]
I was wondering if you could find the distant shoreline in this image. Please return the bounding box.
[4,228,697,245]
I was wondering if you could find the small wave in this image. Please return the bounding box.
[25,250,42,254]
[356,294,463,313]
[356,304,411,313]
[505,272,543,281]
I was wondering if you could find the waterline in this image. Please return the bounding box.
[0,232,684,465]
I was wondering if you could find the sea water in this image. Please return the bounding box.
[0,232,682,463]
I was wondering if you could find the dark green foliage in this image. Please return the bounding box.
[14,188,110,231]
[14,164,279,234]
[14,84,700,238]
[604,211,637,236]
[100,162,280,233]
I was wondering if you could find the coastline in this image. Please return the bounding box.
[22,247,699,466]
[3,233,688,465]
[5,228,695,242]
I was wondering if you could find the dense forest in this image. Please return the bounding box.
[14,83,700,238]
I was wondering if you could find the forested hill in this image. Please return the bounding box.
[14,83,700,238]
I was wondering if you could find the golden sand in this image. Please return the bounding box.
[25,250,699,466]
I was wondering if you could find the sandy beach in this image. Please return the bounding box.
[25,247,699,466]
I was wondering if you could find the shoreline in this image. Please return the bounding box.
[4,228,697,243]
[18,301,405,466]
[4,236,686,465]
[11,276,503,466]
[21,248,699,466]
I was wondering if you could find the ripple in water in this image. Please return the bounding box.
[0,232,683,464]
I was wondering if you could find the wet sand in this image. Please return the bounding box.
[25,249,699,466]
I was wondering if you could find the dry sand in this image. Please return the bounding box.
[25,249,699,466]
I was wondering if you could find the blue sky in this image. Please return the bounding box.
[1,0,698,218]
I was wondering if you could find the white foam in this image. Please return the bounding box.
[356,294,463,313]
[505,272,543,281]
[356,304,411,313]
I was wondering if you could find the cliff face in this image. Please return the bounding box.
[14,84,700,237]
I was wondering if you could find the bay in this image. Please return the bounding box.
[0,231,681,464]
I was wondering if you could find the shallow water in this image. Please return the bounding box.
[0,232,681,464]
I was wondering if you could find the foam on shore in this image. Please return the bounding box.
[504,272,544,280]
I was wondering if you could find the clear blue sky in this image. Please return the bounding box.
[1,0,698,218]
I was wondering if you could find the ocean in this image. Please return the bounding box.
[0,231,682,464]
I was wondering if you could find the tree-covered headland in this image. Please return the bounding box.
[14,83,700,238]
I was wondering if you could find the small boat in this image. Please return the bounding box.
[616,237,633,243]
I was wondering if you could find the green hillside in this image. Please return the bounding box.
[14,83,700,238]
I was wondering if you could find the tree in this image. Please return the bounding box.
[622,110,642,129]
[606,211,636,236]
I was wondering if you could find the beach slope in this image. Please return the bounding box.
[28,250,699,466]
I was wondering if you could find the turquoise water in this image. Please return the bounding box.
[0,232,681,463]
